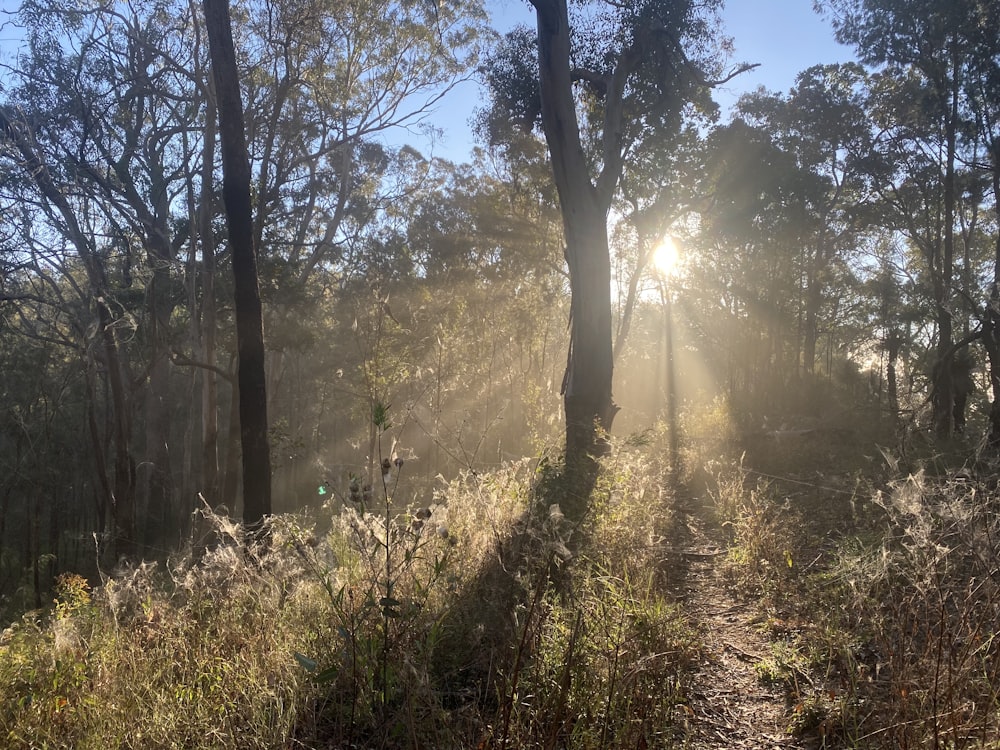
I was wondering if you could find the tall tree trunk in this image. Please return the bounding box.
[802,241,827,376]
[142,220,177,546]
[932,43,960,438]
[531,0,620,491]
[143,320,173,545]
[135,135,177,545]
[221,382,242,510]
[886,331,902,426]
[562,209,617,466]
[203,0,272,528]
[986,138,1000,445]
[200,81,221,502]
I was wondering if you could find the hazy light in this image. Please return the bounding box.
[653,236,679,277]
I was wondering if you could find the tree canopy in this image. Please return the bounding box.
[1,0,999,623]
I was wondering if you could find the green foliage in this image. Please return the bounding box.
[371,401,392,432]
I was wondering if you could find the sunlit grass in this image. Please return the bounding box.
[0,441,699,749]
[10,406,990,749]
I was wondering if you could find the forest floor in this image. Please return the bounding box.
[669,495,818,749]
[663,435,868,749]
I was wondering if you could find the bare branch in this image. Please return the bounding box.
[170,349,236,383]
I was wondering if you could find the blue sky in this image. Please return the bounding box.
[716,0,856,106]
[410,0,858,161]
[0,0,858,162]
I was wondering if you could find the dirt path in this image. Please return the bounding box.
[669,501,819,750]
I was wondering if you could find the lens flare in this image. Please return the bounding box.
[653,236,679,277]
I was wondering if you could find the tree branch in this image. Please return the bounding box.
[170,349,236,384]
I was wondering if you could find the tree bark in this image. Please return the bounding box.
[200,79,221,502]
[202,0,272,528]
[802,239,829,376]
[986,139,1000,445]
[531,0,619,482]
[886,332,902,426]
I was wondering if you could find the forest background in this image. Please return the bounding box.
[3,0,1000,747]
[0,0,998,678]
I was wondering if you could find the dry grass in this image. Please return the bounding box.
[20,404,998,750]
[0,446,699,749]
[837,470,1000,748]
[709,421,1000,748]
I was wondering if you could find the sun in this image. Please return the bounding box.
[652,236,679,277]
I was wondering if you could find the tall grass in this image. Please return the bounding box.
[0,441,699,749]
[711,430,1000,749]
[839,471,1000,748]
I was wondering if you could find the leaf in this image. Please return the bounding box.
[315,666,339,684]
[294,652,318,673]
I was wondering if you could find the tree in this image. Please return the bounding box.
[0,108,139,559]
[492,0,739,494]
[962,1,1000,443]
[736,64,874,378]
[203,0,272,528]
[824,0,983,437]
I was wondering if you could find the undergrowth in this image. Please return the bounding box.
[0,435,698,749]
[18,402,998,749]
[840,470,1000,748]
[713,429,1000,749]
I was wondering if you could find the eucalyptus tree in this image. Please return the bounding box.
[201,0,487,506]
[224,0,489,499]
[483,0,744,494]
[0,107,141,559]
[400,155,568,456]
[736,63,874,379]
[1,0,488,544]
[610,118,712,367]
[0,256,101,603]
[204,0,272,528]
[234,0,488,289]
[961,1,1000,442]
[0,0,214,544]
[693,118,806,403]
[823,0,987,436]
[309,152,568,484]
